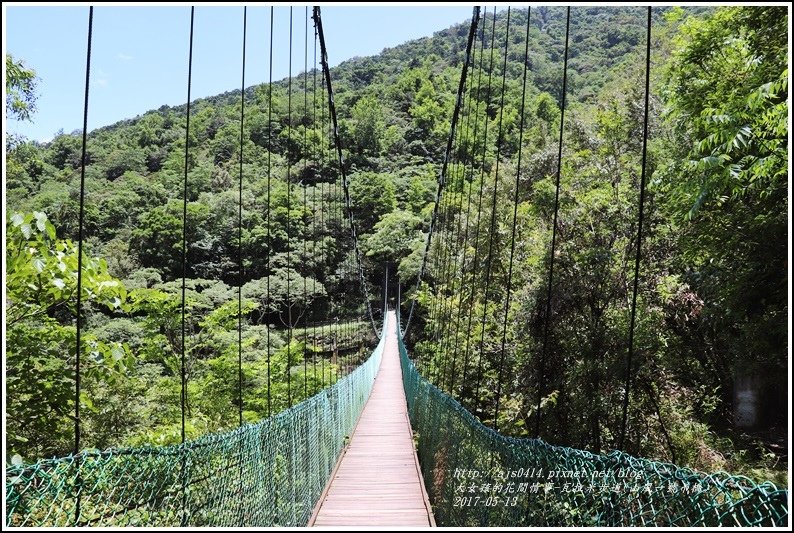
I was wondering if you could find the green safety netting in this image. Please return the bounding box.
[5,319,386,527]
[396,322,788,527]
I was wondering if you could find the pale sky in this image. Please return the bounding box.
[4,4,476,142]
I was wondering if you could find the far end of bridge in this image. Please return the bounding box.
[309,311,435,527]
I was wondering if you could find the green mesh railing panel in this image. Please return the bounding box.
[396,327,788,527]
[6,322,386,527]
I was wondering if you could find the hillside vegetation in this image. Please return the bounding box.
[5,6,787,485]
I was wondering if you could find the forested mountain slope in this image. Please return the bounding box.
[5,6,787,486]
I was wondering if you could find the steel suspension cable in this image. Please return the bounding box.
[265,6,274,417]
[397,279,402,318]
[403,6,481,336]
[448,13,488,395]
[73,6,93,524]
[237,6,247,428]
[428,120,461,351]
[431,96,465,382]
[286,6,293,408]
[74,2,93,461]
[619,6,653,451]
[235,14,247,516]
[439,27,482,390]
[331,114,340,378]
[321,53,339,383]
[436,21,481,386]
[474,7,512,416]
[303,7,309,400]
[319,49,327,387]
[179,8,195,526]
[434,90,470,384]
[287,12,298,502]
[534,6,570,438]
[493,8,531,431]
[312,20,319,392]
[379,268,388,352]
[345,246,355,366]
[440,15,499,497]
[430,16,483,347]
[432,12,479,344]
[327,73,339,384]
[314,6,379,339]
[180,6,195,446]
[341,212,347,374]
[460,7,498,406]
[346,251,352,371]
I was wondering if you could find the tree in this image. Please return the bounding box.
[101,147,147,180]
[348,171,397,234]
[410,79,443,138]
[6,54,40,184]
[362,210,423,268]
[534,92,560,125]
[406,171,436,215]
[6,54,38,122]
[6,212,133,458]
[663,7,787,220]
[3,6,787,483]
[132,200,211,279]
[242,272,326,327]
[350,94,385,157]
[47,133,83,169]
[660,6,787,409]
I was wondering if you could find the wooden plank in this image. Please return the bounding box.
[309,311,435,527]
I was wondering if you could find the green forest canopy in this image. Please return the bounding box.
[4,6,788,486]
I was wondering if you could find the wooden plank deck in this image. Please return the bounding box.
[310,311,435,527]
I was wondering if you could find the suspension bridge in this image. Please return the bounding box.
[5,6,788,528]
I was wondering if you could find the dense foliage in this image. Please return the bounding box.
[414,6,787,485]
[4,6,787,486]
